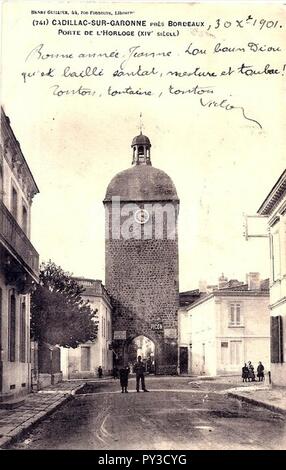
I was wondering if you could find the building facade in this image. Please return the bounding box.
[0,107,39,401]
[61,278,113,379]
[180,274,270,376]
[178,308,192,374]
[257,170,286,386]
[104,133,180,374]
[177,289,201,374]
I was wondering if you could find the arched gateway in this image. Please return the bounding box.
[125,335,156,373]
[104,132,179,374]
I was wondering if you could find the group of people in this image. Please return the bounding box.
[242,361,265,382]
[102,359,265,390]
[118,356,150,393]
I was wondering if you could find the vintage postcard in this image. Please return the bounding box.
[0,0,285,455]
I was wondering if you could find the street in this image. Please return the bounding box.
[11,377,286,450]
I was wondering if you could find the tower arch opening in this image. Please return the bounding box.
[126,335,156,374]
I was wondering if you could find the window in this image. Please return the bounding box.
[271,316,284,363]
[138,146,145,163]
[8,290,16,362]
[271,232,281,281]
[107,320,111,340]
[80,346,91,371]
[19,297,26,362]
[22,205,28,234]
[11,186,18,219]
[229,303,243,326]
[230,341,242,365]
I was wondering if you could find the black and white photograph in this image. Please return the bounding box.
[0,0,285,458]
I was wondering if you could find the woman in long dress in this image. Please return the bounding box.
[242,363,249,382]
[248,361,255,381]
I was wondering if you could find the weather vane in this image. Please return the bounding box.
[138,112,144,134]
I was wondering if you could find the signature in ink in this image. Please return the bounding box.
[200,96,262,129]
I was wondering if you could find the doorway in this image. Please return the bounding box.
[127,335,156,374]
[179,347,188,374]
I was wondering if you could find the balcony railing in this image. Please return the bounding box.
[0,200,39,281]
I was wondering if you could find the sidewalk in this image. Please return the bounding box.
[0,380,86,449]
[227,384,286,415]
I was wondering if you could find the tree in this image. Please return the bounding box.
[31,261,98,348]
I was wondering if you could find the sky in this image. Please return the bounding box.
[1,1,285,291]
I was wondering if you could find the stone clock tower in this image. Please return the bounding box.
[104,132,179,374]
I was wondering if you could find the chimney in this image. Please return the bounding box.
[247,272,261,290]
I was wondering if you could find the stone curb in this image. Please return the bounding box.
[0,383,86,450]
[227,391,286,416]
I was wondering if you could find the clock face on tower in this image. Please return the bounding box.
[134,208,150,224]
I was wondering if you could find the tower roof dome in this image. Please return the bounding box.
[104,165,178,202]
[131,133,151,148]
[104,131,178,202]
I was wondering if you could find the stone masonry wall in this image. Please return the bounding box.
[105,201,179,374]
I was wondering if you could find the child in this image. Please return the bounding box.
[119,365,130,393]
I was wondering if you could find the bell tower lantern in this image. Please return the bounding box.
[131,133,151,166]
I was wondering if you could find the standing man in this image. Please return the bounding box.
[257,361,265,382]
[134,356,149,392]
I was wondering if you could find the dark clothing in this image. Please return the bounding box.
[134,361,145,376]
[119,368,129,387]
[136,374,146,391]
[257,364,264,381]
[98,367,103,378]
[242,366,249,381]
[119,367,129,392]
[134,360,147,391]
[248,364,255,381]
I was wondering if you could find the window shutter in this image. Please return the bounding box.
[271,316,283,363]
[0,287,2,355]
[20,298,26,363]
[9,290,16,362]
[229,304,234,325]
[236,304,241,325]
